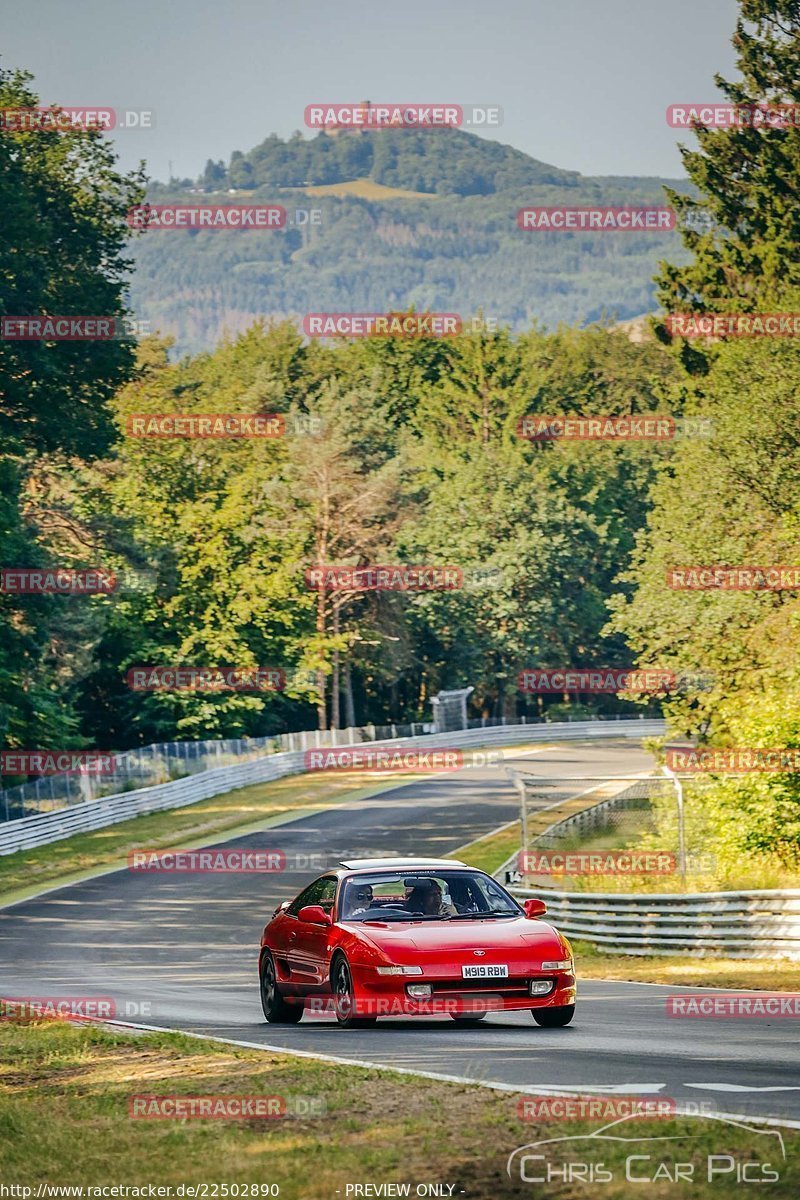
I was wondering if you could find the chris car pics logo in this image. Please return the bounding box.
[507,1113,785,1185]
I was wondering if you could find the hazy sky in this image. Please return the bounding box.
[4,0,739,181]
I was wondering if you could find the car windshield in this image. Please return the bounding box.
[338,869,521,922]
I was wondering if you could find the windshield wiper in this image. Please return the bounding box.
[361,914,441,923]
[448,910,518,919]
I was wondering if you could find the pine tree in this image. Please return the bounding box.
[657,0,800,322]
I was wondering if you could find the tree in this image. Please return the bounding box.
[657,1,800,326]
[273,382,407,729]
[608,331,800,740]
[201,159,227,189]
[0,68,143,763]
[0,69,144,460]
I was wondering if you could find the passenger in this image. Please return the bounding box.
[405,880,457,917]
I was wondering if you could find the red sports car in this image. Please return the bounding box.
[259,857,576,1027]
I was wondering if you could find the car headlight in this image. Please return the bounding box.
[375,965,423,975]
[541,959,573,971]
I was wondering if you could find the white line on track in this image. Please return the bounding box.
[101,1017,800,1131]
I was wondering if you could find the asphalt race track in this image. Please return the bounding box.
[2,739,799,1126]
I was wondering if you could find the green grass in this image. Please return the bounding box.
[573,940,800,990]
[1,1020,798,1199]
[448,821,521,875]
[532,823,800,894]
[284,177,438,200]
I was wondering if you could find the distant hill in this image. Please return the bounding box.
[132,129,689,356]
[199,127,582,196]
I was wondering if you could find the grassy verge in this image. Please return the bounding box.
[448,821,521,875]
[1,1020,798,1199]
[572,940,800,990]
[528,824,800,894]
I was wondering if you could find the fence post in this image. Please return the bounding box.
[662,764,686,887]
[507,769,528,864]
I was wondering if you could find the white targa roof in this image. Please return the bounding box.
[338,857,467,870]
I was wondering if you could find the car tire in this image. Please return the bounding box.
[332,954,377,1028]
[260,951,302,1024]
[532,1004,575,1027]
[450,1013,487,1024]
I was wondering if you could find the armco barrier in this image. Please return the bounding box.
[509,884,800,960]
[0,718,664,856]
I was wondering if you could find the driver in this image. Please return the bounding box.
[345,883,373,917]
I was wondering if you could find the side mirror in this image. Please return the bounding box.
[298,904,332,926]
[523,897,547,919]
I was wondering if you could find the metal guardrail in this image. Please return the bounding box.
[500,765,800,959]
[509,884,800,960]
[0,711,658,821]
[0,723,437,821]
[0,718,663,856]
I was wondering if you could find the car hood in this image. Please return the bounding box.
[350,916,565,957]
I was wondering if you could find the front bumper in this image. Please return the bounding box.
[348,966,576,1017]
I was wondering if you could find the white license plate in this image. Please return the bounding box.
[461,964,509,979]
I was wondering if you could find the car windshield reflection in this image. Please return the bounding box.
[338,869,521,922]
